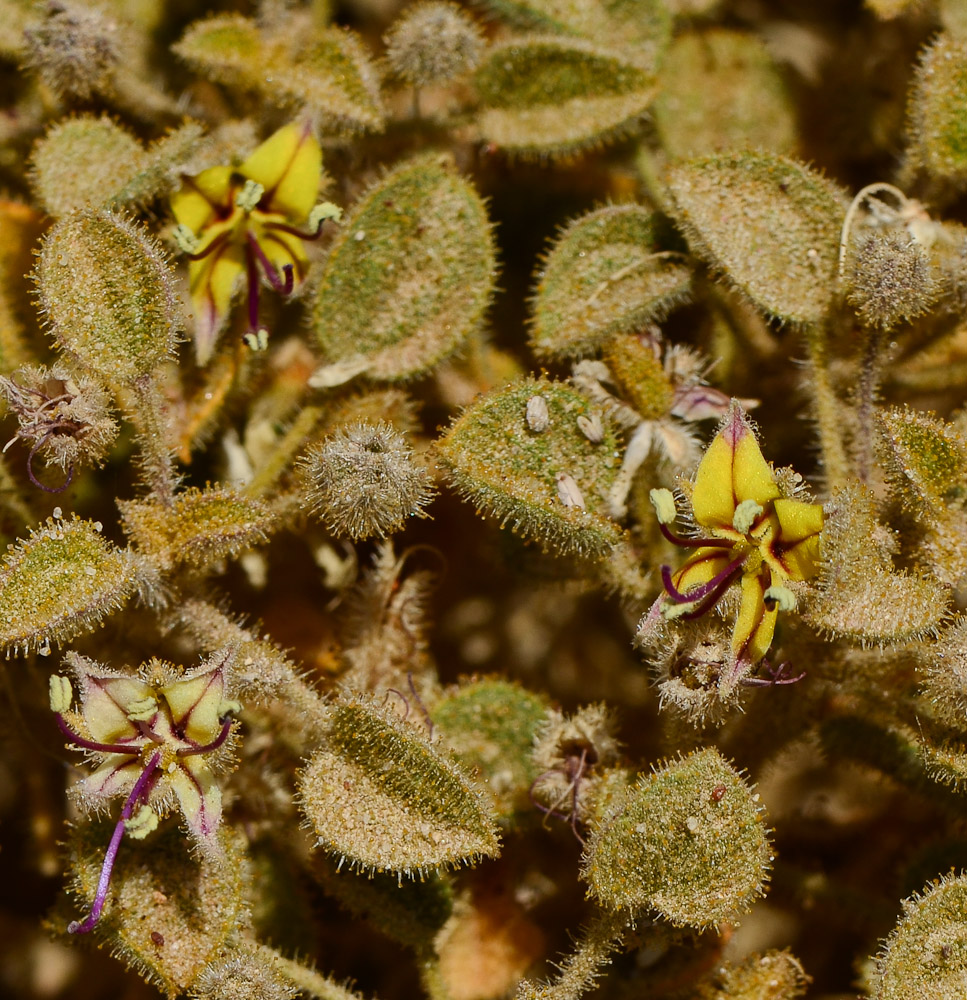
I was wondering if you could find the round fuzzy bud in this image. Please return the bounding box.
[0,362,117,485]
[22,1,119,101]
[301,420,435,540]
[36,210,180,383]
[845,230,938,329]
[384,2,484,87]
[582,748,771,928]
[870,874,967,1000]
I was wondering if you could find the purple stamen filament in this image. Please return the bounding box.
[56,714,139,755]
[661,554,747,605]
[69,750,162,935]
[658,521,734,550]
[246,233,295,294]
[263,218,326,241]
[178,716,233,757]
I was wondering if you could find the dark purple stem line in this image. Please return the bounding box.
[661,554,746,605]
[56,714,139,755]
[178,717,233,757]
[245,244,261,332]
[246,233,294,294]
[69,751,161,935]
[657,521,734,549]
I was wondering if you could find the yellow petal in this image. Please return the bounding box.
[671,546,735,596]
[772,497,824,581]
[240,123,321,221]
[171,166,234,232]
[82,676,152,744]
[692,403,780,529]
[170,760,222,848]
[258,225,309,281]
[161,666,225,746]
[80,756,141,802]
[188,243,245,364]
[732,570,778,664]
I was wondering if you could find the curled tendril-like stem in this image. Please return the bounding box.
[529,744,593,845]
[26,434,74,493]
[741,659,806,687]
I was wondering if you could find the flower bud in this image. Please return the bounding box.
[384,1,484,87]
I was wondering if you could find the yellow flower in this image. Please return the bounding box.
[170,122,340,363]
[651,402,823,668]
[49,650,240,934]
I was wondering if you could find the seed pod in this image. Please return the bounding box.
[582,748,771,928]
[0,515,148,656]
[299,694,500,876]
[192,946,298,1000]
[907,35,967,188]
[530,205,691,360]
[666,151,847,324]
[118,487,276,572]
[692,950,808,1000]
[309,153,495,382]
[870,874,967,1000]
[602,335,676,420]
[432,678,550,823]
[300,421,435,540]
[67,822,248,998]
[844,230,938,329]
[383,1,484,86]
[438,377,622,558]
[474,36,658,158]
[36,209,180,384]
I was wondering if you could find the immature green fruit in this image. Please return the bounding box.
[299,695,500,876]
[192,946,298,1000]
[67,823,248,999]
[530,205,691,360]
[0,515,147,656]
[432,678,550,823]
[437,377,623,558]
[383,1,484,86]
[907,35,967,188]
[602,335,675,420]
[118,487,276,572]
[582,748,771,928]
[173,15,383,134]
[36,210,180,383]
[870,874,967,1000]
[666,152,846,324]
[474,36,658,158]
[309,153,495,383]
[652,30,796,160]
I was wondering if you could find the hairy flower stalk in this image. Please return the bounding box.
[170,121,341,362]
[648,402,824,682]
[49,650,240,933]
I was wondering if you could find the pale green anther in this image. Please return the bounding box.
[124,805,159,840]
[218,699,242,718]
[49,674,73,714]
[764,584,797,612]
[309,201,343,230]
[650,488,678,525]
[662,600,695,621]
[126,696,158,722]
[172,223,201,255]
[243,328,269,351]
[732,499,764,535]
[235,179,264,213]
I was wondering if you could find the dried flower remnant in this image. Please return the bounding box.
[50,649,240,934]
[646,402,823,680]
[301,420,435,540]
[0,364,116,492]
[170,122,341,363]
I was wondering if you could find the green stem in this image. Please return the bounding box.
[804,326,849,491]
[127,374,178,507]
[856,327,881,484]
[516,908,627,1000]
[255,943,371,1000]
[244,404,324,499]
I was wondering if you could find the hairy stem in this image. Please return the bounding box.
[127,375,178,507]
[804,326,850,491]
[255,943,372,1000]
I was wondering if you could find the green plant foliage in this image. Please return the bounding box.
[474,36,658,157]
[299,695,501,875]
[870,874,967,1000]
[310,153,495,382]
[173,15,384,134]
[530,204,691,359]
[438,376,623,557]
[652,29,797,160]
[666,151,846,324]
[0,515,146,655]
[582,748,771,928]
